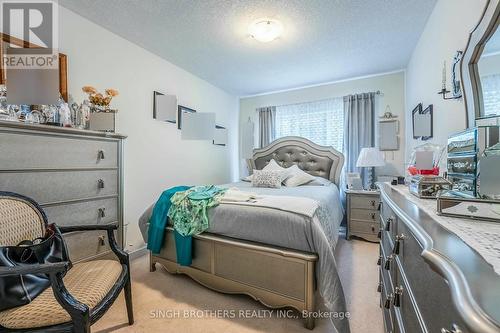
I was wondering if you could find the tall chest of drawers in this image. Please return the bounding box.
[0,121,126,263]
[377,183,500,333]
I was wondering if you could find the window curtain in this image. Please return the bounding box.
[258,106,276,148]
[343,92,376,189]
[275,97,344,152]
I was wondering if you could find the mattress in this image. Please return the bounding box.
[208,181,344,252]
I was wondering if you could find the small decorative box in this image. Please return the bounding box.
[89,111,116,132]
[437,191,500,222]
[409,175,452,199]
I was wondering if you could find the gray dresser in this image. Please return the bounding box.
[0,121,126,263]
[377,183,500,333]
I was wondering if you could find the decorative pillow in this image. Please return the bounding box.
[245,159,290,183]
[251,169,283,188]
[283,165,316,187]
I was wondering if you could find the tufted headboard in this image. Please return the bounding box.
[246,136,345,186]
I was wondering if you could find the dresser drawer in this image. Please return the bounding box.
[0,131,118,169]
[380,274,394,333]
[44,198,118,227]
[394,258,425,333]
[350,220,378,236]
[380,200,398,242]
[64,229,114,262]
[350,208,378,222]
[349,195,380,209]
[0,170,118,204]
[397,221,468,333]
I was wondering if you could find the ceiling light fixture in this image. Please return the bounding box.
[248,18,283,43]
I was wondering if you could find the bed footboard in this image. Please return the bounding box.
[150,227,318,329]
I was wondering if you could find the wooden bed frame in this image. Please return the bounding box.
[149,137,344,329]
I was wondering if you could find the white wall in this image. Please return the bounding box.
[405,0,487,164]
[239,71,406,178]
[58,6,239,252]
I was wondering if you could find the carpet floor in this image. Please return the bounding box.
[93,238,383,333]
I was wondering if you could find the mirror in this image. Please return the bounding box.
[0,33,68,101]
[462,0,500,126]
[477,28,500,118]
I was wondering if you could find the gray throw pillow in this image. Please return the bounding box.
[251,169,283,188]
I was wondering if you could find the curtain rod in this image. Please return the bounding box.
[254,90,384,111]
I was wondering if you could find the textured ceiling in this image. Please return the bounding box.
[59,0,436,96]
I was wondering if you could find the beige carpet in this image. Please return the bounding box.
[93,238,382,333]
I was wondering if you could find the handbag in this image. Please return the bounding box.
[0,223,71,311]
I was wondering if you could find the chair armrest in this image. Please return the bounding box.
[60,223,129,266]
[0,261,70,277]
[59,223,118,233]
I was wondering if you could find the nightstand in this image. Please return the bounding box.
[346,189,380,242]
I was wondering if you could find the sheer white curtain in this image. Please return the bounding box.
[275,98,344,151]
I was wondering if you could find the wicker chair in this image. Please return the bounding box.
[0,192,134,333]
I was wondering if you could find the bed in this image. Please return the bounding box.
[138,136,348,331]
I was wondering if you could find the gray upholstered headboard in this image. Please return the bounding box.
[246,136,345,186]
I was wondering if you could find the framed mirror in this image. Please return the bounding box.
[0,33,68,101]
[462,0,500,127]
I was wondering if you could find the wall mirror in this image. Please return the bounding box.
[0,33,68,101]
[462,0,500,127]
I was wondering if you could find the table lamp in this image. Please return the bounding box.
[356,147,385,190]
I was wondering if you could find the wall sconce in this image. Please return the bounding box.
[438,51,463,100]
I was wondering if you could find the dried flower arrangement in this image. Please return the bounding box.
[82,86,119,111]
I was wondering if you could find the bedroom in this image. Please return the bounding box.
[0,0,499,333]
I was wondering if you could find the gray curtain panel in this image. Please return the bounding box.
[343,92,376,189]
[258,106,276,148]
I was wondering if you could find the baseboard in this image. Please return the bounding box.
[128,246,148,260]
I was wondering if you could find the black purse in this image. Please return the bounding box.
[0,223,71,311]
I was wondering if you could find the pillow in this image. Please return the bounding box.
[283,165,316,187]
[251,169,283,188]
[303,177,332,186]
[245,159,290,182]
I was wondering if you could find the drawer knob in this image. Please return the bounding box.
[98,235,106,246]
[393,234,406,255]
[98,179,105,189]
[393,286,403,307]
[384,294,393,309]
[385,217,393,231]
[441,324,463,333]
[377,255,382,266]
[377,229,382,239]
[384,254,393,270]
[377,201,382,211]
[98,207,106,218]
[97,150,105,160]
[371,212,376,220]
[377,282,382,293]
[370,200,376,207]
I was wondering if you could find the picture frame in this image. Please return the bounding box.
[153,91,177,123]
[420,104,433,140]
[412,103,433,140]
[412,103,423,139]
[177,105,196,129]
[213,125,228,146]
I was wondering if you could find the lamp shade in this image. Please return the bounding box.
[356,147,385,167]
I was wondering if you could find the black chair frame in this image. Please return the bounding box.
[0,192,134,333]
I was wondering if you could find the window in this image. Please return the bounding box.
[481,74,500,116]
[275,97,344,152]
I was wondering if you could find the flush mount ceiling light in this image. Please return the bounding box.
[248,18,283,43]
